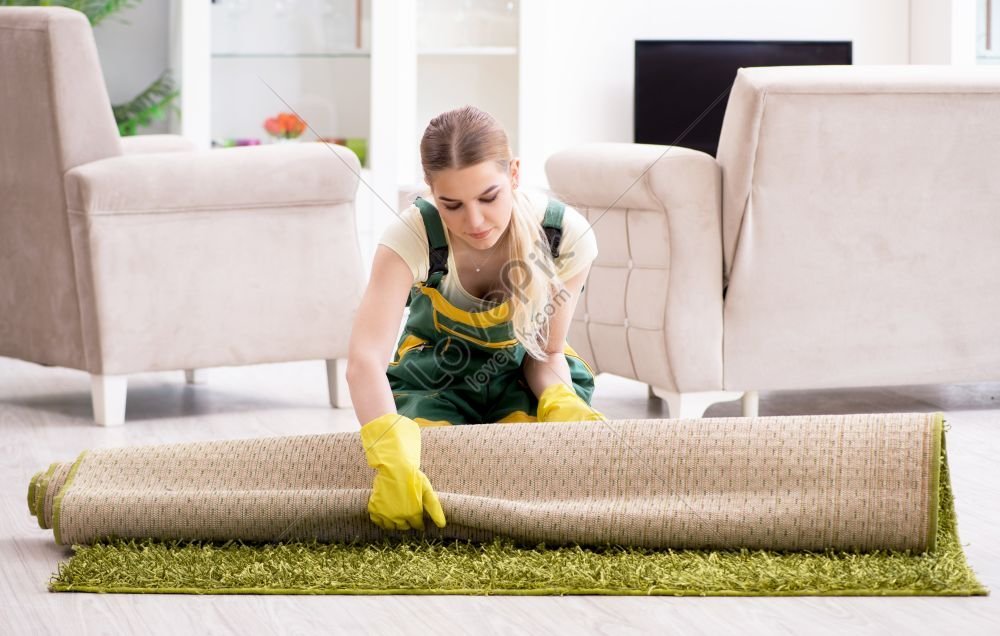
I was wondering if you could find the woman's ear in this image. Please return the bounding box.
[510,158,520,189]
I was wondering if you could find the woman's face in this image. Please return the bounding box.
[429,159,519,252]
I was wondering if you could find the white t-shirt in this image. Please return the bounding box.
[377,189,599,311]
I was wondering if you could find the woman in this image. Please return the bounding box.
[346,105,605,533]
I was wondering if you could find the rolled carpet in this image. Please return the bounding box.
[30,413,943,553]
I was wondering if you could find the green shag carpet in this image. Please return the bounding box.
[48,436,988,596]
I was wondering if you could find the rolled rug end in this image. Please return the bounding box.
[27,470,44,517]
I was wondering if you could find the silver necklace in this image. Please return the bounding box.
[447,185,516,274]
[451,226,506,273]
[472,229,508,272]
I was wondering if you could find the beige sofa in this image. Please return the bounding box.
[0,7,365,425]
[546,65,1000,418]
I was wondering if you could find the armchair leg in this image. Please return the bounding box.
[648,386,749,419]
[91,374,128,427]
[741,390,760,417]
[325,358,352,409]
[184,369,204,384]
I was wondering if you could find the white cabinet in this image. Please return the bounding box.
[416,0,520,156]
[374,0,526,270]
[171,0,526,275]
[394,0,522,211]
[207,0,372,150]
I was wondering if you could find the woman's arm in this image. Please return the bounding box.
[350,246,447,531]
[521,264,591,397]
[346,245,417,425]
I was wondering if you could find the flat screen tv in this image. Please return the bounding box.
[634,40,852,156]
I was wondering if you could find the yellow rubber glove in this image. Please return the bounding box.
[536,383,607,422]
[359,413,447,531]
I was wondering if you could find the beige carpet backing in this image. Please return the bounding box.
[29,413,942,552]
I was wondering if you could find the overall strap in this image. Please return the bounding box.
[542,198,566,259]
[542,198,585,293]
[406,195,570,307]
[413,196,450,289]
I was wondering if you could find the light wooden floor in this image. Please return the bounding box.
[2,355,997,635]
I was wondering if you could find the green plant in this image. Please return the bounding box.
[113,69,180,136]
[3,0,180,136]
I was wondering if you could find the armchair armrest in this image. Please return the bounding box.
[544,142,722,393]
[119,134,199,155]
[545,142,719,215]
[65,142,359,214]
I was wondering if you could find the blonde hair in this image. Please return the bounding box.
[420,105,564,361]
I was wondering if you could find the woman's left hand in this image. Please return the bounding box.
[536,383,606,422]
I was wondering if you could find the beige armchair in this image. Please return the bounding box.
[546,65,1000,417]
[0,7,365,425]
[545,143,748,418]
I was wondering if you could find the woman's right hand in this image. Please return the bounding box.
[359,412,447,531]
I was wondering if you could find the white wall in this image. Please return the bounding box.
[518,0,913,187]
[910,0,978,64]
[91,0,172,134]
[87,0,978,186]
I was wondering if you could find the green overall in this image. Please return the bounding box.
[385,195,597,427]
